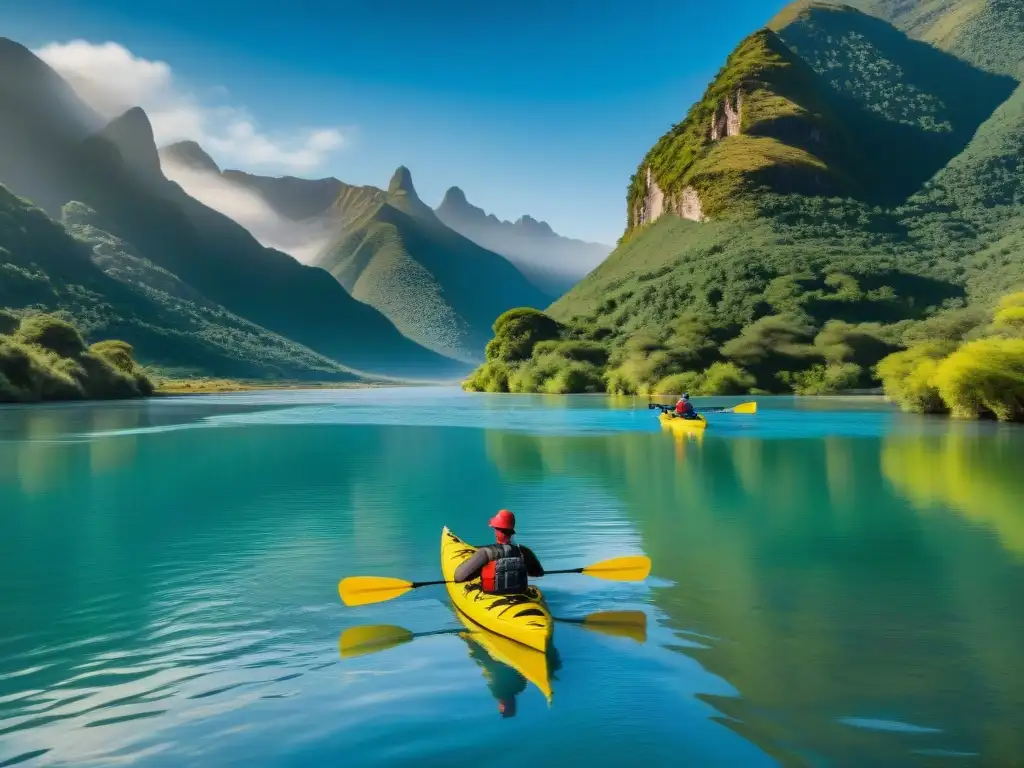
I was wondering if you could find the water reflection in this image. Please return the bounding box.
[485,426,1024,765]
[2,394,1023,766]
[882,430,1024,558]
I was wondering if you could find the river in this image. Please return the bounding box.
[1,388,1022,767]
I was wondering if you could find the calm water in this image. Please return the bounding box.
[1,388,1023,767]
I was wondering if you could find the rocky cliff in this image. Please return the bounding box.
[626,29,847,233]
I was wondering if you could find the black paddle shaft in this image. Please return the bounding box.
[411,567,582,589]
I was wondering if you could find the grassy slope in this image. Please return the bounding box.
[0,186,361,379]
[626,28,852,230]
[313,181,550,364]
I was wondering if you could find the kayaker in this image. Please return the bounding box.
[675,393,697,419]
[453,509,544,594]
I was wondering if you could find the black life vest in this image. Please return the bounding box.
[481,543,528,595]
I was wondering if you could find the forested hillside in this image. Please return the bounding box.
[465,0,1024,418]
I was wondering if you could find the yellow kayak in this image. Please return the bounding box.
[659,411,708,431]
[453,606,554,704]
[441,526,553,652]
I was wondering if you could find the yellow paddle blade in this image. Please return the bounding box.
[580,555,651,582]
[731,401,757,414]
[581,611,648,644]
[338,625,415,658]
[338,576,415,607]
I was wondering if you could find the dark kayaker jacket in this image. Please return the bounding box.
[454,543,544,583]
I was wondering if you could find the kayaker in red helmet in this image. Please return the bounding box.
[453,509,544,594]
[674,393,697,419]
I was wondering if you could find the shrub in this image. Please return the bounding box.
[0,336,84,402]
[0,314,154,403]
[540,362,605,394]
[931,338,1024,421]
[900,306,987,346]
[721,314,819,389]
[780,362,863,394]
[700,361,756,394]
[75,353,141,399]
[813,320,900,371]
[462,360,510,393]
[15,313,87,357]
[484,308,563,363]
[652,371,703,395]
[90,339,154,395]
[532,339,610,366]
[875,343,951,414]
[992,292,1024,335]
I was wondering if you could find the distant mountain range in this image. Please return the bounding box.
[0,35,601,379]
[159,146,553,363]
[434,186,611,296]
[0,36,472,381]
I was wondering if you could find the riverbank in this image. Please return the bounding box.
[152,377,403,395]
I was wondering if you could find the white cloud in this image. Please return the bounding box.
[160,159,333,263]
[34,40,346,174]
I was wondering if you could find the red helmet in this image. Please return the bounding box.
[488,509,516,532]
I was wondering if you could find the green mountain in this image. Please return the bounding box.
[472,0,1024,397]
[771,1,1016,201]
[311,167,551,364]
[845,0,1024,76]
[625,28,856,231]
[0,38,466,380]
[166,150,550,364]
[434,186,611,297]
[0,186,362,380]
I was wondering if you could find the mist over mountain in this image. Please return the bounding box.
[158,145,335,264]
[0,37,466,380]
[435,185,611,297]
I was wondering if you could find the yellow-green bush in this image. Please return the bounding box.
[779,362,863,395]
[14,314,87,358]
[0,336,84,401]
[0,312,153,403]
[700,361,756,394]
[462,360,510,392]
[651,371,703,396]
[875,343,952,414]
[90,340,154,396]
[992,292,1024,335]
[539,362,605,394]
[931,338,1024,421]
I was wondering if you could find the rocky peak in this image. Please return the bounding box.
[99,106,164,182]
[159,140,221,174]
[388,165,418,198]
[514,214,555,237]
[440,186,469,208]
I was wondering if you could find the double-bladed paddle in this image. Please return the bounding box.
[338,610,648,658]
[649,401,757,415]
[338,554,652,608]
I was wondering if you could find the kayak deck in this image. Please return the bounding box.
[441,526,553,652]
[659,411,708,430]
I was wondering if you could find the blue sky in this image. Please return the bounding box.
[6,0,789,244]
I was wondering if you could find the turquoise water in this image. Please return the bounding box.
[1,388,1023,767]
